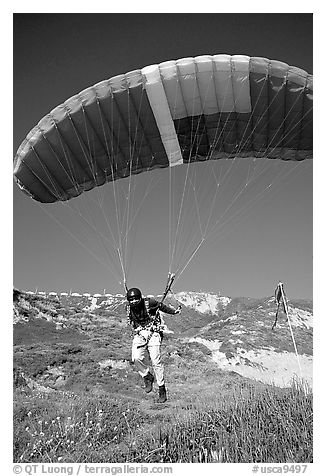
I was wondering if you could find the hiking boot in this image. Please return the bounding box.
[143,372,154,393]
[158,384,167,403]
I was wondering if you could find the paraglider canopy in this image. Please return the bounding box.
[13,54,312,204]
[13,54,312,294]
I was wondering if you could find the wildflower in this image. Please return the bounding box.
[56,416,60,420]
[58,457,63,461]
[27,411,32,417]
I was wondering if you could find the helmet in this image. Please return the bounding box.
[126,287,142,303]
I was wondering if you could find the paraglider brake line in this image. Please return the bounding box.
[160,272,176,304]
[123,279,128,293]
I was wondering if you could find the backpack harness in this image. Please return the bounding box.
[127,298,163,348]
[125,273,176,348]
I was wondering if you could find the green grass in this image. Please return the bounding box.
[137,381,312,463]
[14,390,148,463]
[13,380,312,463]
[13,291,313,463]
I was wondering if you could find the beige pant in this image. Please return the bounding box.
[131,329,164,386]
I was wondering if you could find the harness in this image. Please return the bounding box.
[127,298,163,348]
[127,298,162,329]
[125,273,176,348]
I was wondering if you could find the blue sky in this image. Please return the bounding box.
[13,13,313,299]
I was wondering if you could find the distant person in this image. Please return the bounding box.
[126,287,181,403]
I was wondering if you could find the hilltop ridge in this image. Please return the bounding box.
[13,287,313,389]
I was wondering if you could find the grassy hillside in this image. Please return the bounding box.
[13,289,313,463]
[14,380,312,463]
